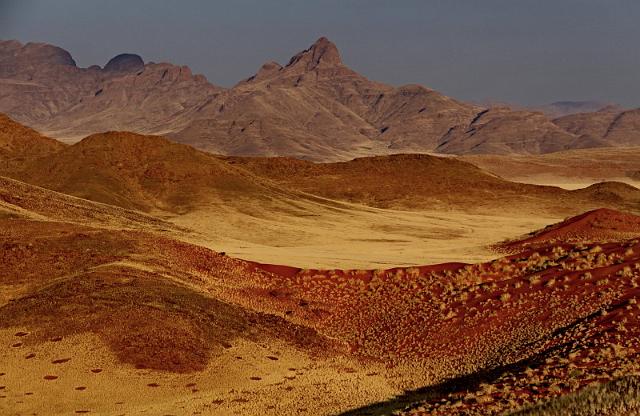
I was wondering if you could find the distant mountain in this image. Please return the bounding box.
[554,107,640,147]
[1,37,640,159]
[0,38,481,160]
[537,100,621,117]
[435,106,580,154]
[0,39,222,141]
[169,37,479,160]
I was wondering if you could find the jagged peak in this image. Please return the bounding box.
[285,36,342,70]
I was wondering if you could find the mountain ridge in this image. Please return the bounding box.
[1,37,640,160]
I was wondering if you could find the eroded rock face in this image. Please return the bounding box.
[0,40,222,141]
[170,36,480,160]
[242,61,282,83]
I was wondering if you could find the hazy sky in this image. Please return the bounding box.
[1,0,639,107]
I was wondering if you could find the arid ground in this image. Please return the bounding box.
[1,111,640,416]
[1,27,640,416]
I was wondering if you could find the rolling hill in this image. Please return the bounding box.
[0,113,66,175]
[2,114,640,271]
[1,113,640,219]
[11,130,279,213]
[226,153,640,216]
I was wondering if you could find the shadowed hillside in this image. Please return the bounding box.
[2,114,640,219]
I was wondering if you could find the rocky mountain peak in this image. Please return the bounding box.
[286,36,342,70]
[22,42,77,67]
[104,53,144,72]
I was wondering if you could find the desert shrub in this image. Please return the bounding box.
[500,293,512,302]
[506,376,640,416]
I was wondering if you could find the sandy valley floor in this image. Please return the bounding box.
[170,196,557,269]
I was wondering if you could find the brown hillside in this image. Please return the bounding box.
[226,153,542,209]
[171,37,478,161]
[0,113,65,174]
[2,113,639,219]
[0,175,177,231]
[226,153,640,215]
[15,131,276,213]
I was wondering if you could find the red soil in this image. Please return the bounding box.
[3,202,640,413]
[497,208,640,253]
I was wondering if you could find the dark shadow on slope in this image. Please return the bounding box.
[336,351,555,416]
[337,307,608,416]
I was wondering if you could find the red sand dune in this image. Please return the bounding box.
[496,208,640,252]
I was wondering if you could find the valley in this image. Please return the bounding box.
[1,16,640,415]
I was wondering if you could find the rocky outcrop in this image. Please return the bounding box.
[0,39,222,141]
[103,53,144,72]
[172,37,478,160]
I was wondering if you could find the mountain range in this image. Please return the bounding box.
[1,37,639,161]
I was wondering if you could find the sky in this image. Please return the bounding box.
[1,0,639,107]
